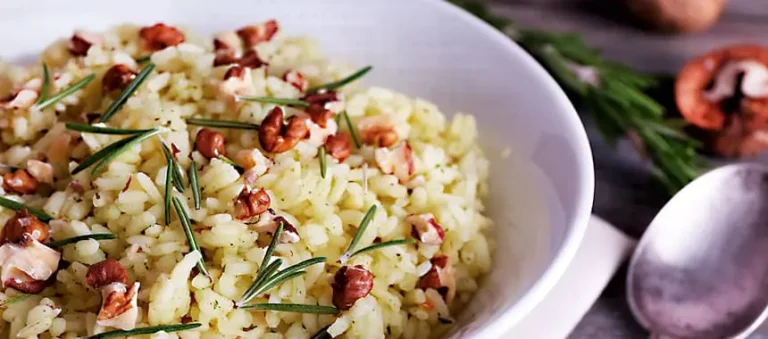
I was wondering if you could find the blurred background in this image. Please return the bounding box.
[482,0,768,337]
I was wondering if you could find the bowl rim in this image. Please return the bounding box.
[429,0,595,336]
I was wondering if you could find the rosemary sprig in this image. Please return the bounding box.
[161,142,185,193]
[189,160,201,210]
[0,197,53,222]
[310,325,333,339]
[452,0,704,193]
[65,123,154,135]
[319,146,327,178]
[36,64,50,105]
[236,96,310,107]
[100,63,155,123]
[48,234,116,248]
[164,158,173,225]
[339,204,376,263]
[87,323,201,339]
[74,128,164,175]
[172,196,209,276]
[237,221,284,306]
[239,303,339,314]
[186,118,259,130]
[307,66,373,94]
[34,73,96,110]
[341,111,361,148]
[135,55,151,63]
[348,239,414,259]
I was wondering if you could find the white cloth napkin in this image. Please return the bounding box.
[502,215,637,338]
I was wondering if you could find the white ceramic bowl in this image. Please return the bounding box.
[0,0,594,337]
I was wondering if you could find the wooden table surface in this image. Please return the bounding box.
[484,0,768,337]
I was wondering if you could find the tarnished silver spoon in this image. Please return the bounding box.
[627,163,768,339]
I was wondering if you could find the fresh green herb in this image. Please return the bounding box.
[172,197,209,276]
[239,303,339,314]
[1,294,31,307]
[135,55,151,63]
[237,220,284,306]
[161,142,185,193]
[236,96,310,107]
[216,155,242,171]
[342,111,361,148]
[100,63,155,123]
[0,197,53,222]
[340,204,377,262]
[87,323,201,339]
[307,66,372,94]
[310,325,333,339]
[348,239,414,259]
[75,128,164,175]
[65,123,154,135]
[186,118,260,130]
[189,160,201,210]
[36,64,51,105]
[319,146,327,178]
[35,73,96,110]
[48,234,116,248]
[164,158,173,225]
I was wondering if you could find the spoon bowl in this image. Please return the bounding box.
[627,164,768,338]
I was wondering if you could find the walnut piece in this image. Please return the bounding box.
[419,255,456,303]
[236,19,279,46]
[406,213,445,245]
[324,132,352,162]
[234,188,271,220]
[374,141,414,183]
[139,23,185,51]
[68,31,103,56]
[259,107,310,153]
[358,115,399,147]
[97,282,140,330]
[3,169,39,195]
[283,70,308,92]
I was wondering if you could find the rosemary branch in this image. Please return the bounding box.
[339,205,376,263]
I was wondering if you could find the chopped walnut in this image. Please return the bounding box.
[3,169,39,195]
[218,65,253,100]
[234,187,271,220]
[307,104,334,128]
[358,115,399,147]
[0,211,60,294]
[406,214,445,245]
[283,70,308,92]
[1,209,49,245]
[238,50,267,69]
[332,265,374,310]
[237,19,279,46]
[259,107,310,153]
[87,259,139,330]
[139,23,185,51]
[86,259,129,289]
[324,132,352,162]
[195,128,226,159]
[25,160,54,184]
[250,210,300,244]
[213,31,242,66]
[102,64,137,92]
[68,31,103,56]
[302,92,339,106]
[374,141,414,183]
[418,255,456,303]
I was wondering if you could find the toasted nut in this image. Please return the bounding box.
[195,128,226,159]
[307,104,333,128]
[97,282,140,330]
[219,65,253,100]
[68,31,103,56]
[234,188,271,220]
[3,169,39,195]
[102,64,137,92]
[249,210,300,243]
[4,273,50,294]
[374,141,414,183]
[25,160,54,184]
[214,31,241,52]
[236,19,279,46]
[214,50,238,67]
[406,214,445,245]
[324,132,352,162]
[283,70,308,92]
[302,92,339,106]
[358,115,399,147]
[259,107,310,153]
[0,239,61,293]
[419,255,456,303]
[224,65,247,81]
[332,265,374,310]
[238,50,267,69]
[139,23,185,51]
[273,216,300,243]
[235,149,272,186]
[86,259,129,289]
[1,209,49,244]
[1,89,39,110]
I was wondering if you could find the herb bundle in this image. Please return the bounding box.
[451,0,705,193]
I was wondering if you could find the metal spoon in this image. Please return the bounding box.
[627,163,768,339]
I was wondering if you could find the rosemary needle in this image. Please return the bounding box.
[342,111,361,148]
[48,234,116,248]
[239,303,339,314]
[89,128,165,174]
[237,220,284,306]
[65,123,154,135]
[236,96,310,107]
[164,157,173,225]
[186,118,260,130]
[87,323,201,339]
[189,160,201,210]
[172,196,209,276]
[161,142,185,193]
[35,63,50,105]
[307,66,372,94]
[100,63,155,123]
[348,239,415,259]
[340,204,377,262]
[319,146,327,178]
[0,196,53,222]
[35,73,96,110]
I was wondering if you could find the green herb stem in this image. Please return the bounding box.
[342,111,361,148]
[100,63,155,123]
[48,234,116,248]
[65,123,154,135]
[319,146,327,178]
[36,64,50,105]
[239,303,339,314]
[236,96,310,107]
[349,239,414,259]
[162,142,185,193]
[307,66,372,94]
[189,160,201,210]
[88,128,164,175]
[186,118,259,130]
[135,55,151,63]
[172,197,209,276]
[87,323,201,339]
[164,158,173,225]
[35,73,96,110]
[340,205,377,262]
[0,197,53,222]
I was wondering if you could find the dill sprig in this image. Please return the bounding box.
[452,0,704,193]
[189,160,201,210]
[65,123,154,135]
[87,323,201,339]
[0,197,53,222]
[34,73,96,110]
[186,118,260,130]
[36,64,50,105]
[348,238,414,259]
[307,66,372,94]
[172,197,209,276]
[239,303,339,314]
[236,96,310,107]
[341,111,361,148]
[48,234,116,248]
[72,128,165,175]
[339,205,376,263]
[100,63,155,123]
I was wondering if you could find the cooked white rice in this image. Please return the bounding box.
[0,21,493,339]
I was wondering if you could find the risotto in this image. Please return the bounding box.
[0,20,493,339]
